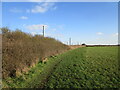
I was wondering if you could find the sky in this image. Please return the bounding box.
[2,2,118,45]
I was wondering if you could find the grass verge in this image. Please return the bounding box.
[2,49,72,88]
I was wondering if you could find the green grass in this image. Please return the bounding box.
[2,51,70,88]
[44,47,119,88]
[3,47,120,88]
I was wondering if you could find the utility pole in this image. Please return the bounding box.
[43,25,45,37]
[69,38,71,45]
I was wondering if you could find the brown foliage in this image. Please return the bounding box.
[2,27,69,78]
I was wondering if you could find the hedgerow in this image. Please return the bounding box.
[2,27,69,78]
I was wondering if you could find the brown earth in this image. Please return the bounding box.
[69,45,86,50]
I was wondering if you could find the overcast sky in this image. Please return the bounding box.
[2,2,118,45]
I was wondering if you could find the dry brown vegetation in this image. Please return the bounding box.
[2,27,69,79]
[69,45,86,49]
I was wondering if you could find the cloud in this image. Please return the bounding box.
[31,32,37,36]
[31,5,47,13]
[20,16,28,19]
[29,2,56,13]
[112,33,118,37]
[10,8,22,13]
[30,32,42,36]
[26,24,48,30]
[96,32,103,35]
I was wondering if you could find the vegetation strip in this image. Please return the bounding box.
[2,49,71,88]
[3,47,120,88]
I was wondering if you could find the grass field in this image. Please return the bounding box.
[44,47,119,88]
[3,46,120,88]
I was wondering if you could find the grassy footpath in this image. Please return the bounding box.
[2,50,71,88]
[3,47,120,88]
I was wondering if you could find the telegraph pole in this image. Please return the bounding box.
[69,38,71,45]
[43,25,45,37]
